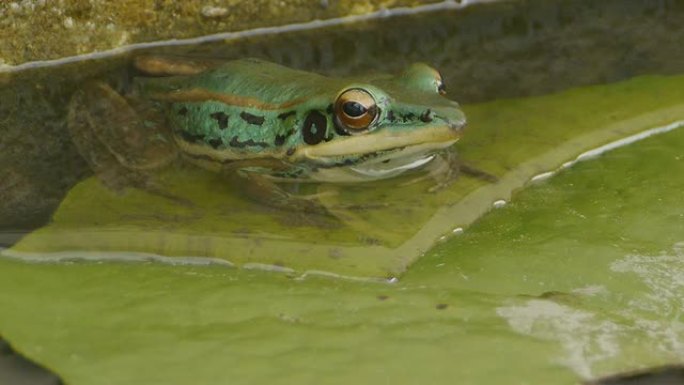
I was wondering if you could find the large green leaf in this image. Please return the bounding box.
[1,75,683,384]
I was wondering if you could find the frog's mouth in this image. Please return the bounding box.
[297,125,461,182]
[297,125,461,161]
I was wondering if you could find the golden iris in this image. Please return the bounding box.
[334,88,378,133]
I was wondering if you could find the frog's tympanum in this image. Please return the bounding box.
[68,57,467,211]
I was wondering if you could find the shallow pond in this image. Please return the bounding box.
[1,1,683,384]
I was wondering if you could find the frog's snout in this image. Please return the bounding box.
[447,118,466,132]
[432,105,466,135]
[440,112,466,137]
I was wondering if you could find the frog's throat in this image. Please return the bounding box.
[295,125,460,160]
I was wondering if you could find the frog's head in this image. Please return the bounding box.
[293,63,465,181]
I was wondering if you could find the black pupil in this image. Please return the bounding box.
[343,101,367,117]
[438,82,446,93]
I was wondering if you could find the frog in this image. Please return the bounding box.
[67,55,473,213]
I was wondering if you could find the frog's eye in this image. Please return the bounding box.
[436,73,447,96]
[334,88,378,133]
[437,79,447,96]
[401,63,447,95]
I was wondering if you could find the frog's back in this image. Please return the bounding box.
[137,58,341,104]
[134,59,349,164]
[126,57,466,183]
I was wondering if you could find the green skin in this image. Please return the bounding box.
[68,57,466,211]
[134,58,466,182]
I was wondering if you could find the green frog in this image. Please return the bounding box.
[68,56,469,212]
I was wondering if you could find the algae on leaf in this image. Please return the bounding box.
[406,123,684,378]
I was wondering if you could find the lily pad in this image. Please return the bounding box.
[0,75,683,384]
[4,75,684,278]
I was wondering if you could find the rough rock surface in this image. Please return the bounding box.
[0,0,440,66]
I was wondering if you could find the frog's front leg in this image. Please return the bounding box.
[233,172,336,215]
[401,148,498,192]
[216,159,332,214]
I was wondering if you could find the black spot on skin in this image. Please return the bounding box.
[274,130,295,146]
[210,112,229,129]
[326,103,333,114]
[436,303,448,310]
[377,295,389,301]
[240,111,265,126]
[420,109,433,123]
[302,111,327,145]
[402,112,416,123]
[229,136,268,148]
[178,106,188,116]
[208,138,223,149]
[277,110,296,120]
[387,110,395,122]
[382,159,391,164]
[179,130,204,143]
[286,148,296,156]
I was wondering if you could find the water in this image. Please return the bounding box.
[1,1,684,384]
